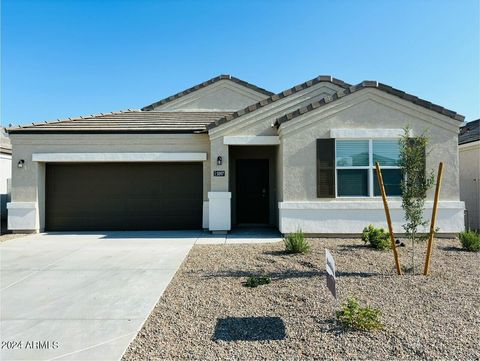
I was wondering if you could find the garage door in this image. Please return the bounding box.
[45,162,203,231]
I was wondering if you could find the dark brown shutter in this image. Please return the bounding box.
[317,139,335,198]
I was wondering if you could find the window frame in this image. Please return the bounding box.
[335,138,402,198]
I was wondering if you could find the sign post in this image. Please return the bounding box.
[325,249,336,300]
[325,249,338,325]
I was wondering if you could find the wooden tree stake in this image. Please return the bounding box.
[375,162,402,275]
[423,162,444,276]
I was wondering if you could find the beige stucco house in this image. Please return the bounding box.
[7,75,466,234]
[459,119,479,231]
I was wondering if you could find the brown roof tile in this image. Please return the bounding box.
[7,111,232,134]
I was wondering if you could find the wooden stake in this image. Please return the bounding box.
[423,162,444,276]
[375,162,402,275]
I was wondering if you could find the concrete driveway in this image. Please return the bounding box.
[0,231,202,361]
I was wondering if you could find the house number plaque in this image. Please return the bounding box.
[213,170,225,177]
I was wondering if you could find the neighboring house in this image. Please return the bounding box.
[7,75,465,235]
[459,119,480,231]
[1,128,12,232]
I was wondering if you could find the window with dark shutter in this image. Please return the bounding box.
[317,139,335,198]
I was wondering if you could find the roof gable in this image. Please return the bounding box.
[207,75,350,130]
[142,75,273,112]
[275,81,465,127]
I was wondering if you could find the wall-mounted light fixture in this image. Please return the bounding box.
[217,156,223,166]
[17,159,25,168]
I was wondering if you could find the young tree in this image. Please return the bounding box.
[399,127,435,274]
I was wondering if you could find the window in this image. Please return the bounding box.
[336,139,402,197]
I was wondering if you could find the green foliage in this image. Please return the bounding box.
[244,275,271,288]
[283,229,310,254]
[399,127,435,272]
[336,297,383,331]
[361,225,391,250]
[459,230,480,252]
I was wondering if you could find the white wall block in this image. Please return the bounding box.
[330,128,412,139]
[208,192,231,231]
[7,202,38,231]
[223,136,280,145]
[278,201,465,234]
[32,152,207,162]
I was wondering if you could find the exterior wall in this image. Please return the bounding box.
[8,133,210,232]
[278,88,464,234]
[151,80,269,111]
[459,141,480,230]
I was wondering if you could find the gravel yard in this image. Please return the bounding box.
[0,232,30,243]
[123,238,480,361]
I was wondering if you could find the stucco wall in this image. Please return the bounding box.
[279,89,461,202]
[459,141,480,230]
[9,133,210,231]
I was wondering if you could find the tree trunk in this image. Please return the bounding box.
[411,232,416,275]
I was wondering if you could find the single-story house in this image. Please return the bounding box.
[7,75,465,235]
[1,128,12,233]
[459,119,479,231]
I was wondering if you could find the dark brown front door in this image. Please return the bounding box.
[45,162,203,231]
[236,159,269,224]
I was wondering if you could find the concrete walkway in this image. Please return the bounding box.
[0,229,281,360]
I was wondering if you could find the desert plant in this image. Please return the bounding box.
[283,229,310,254]
[336,297,383,331]
[361,225,391,250]
[459,230,480,252]
[244,275,271,288]
[399,127,435,274]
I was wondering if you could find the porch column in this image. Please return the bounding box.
[208,137,231,232]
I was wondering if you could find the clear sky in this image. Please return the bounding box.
[1,0,479,126]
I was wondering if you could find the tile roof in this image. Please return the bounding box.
[141,75,274,111]
[207,75,351,130]
[7,111,233,134]
[275,81,465,127]
[459,119,480,145]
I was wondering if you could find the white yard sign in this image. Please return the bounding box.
[325,249,336,300]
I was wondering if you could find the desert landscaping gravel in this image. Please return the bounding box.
[0,233,30,243]
[123,238,480,361]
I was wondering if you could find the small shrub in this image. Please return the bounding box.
[336,297,383,331]
[283,229,310,254]
[459,230,480,252]
[244,275,271,288]
[361,225,391,250]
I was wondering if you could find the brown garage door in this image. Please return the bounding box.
[45,162,203,231]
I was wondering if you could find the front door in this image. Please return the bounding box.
[236,159,269,224]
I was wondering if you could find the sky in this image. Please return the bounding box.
[1,0,479,126]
